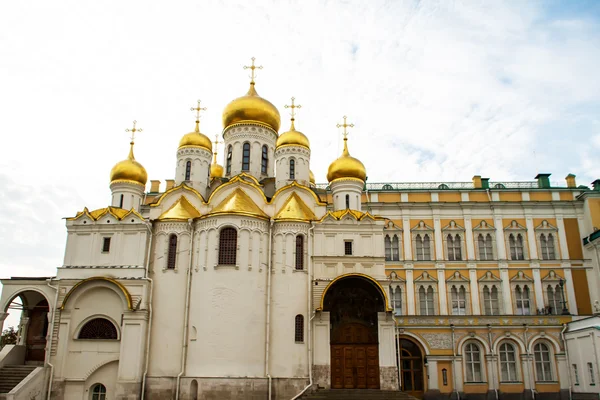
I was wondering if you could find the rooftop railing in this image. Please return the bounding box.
[315,181,568,191]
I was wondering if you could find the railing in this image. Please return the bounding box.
[314,181,566,191]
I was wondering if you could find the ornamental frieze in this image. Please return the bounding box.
[195,219,217,229]
[154,222,191,234]
[274,147,310,157]
[421,333,453,349]
[177,148,212,158]
[273,223,310,235]
[241,219,269,230]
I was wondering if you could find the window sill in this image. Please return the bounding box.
[464,382,487,385]
[535,381,559,384]
[215,264,239,270]
[292,269,307,273]
[295,341,304,344]
[499,381,523,385]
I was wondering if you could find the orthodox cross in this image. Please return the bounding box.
[191,100,207,132]
[284,97,302,121]
[213,134,223,153]
[243,57,263,84]
[125,120,142,142]
[336,116,354,139]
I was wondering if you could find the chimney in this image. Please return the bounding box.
[165,179,175,191]
[473,175,482,189]
[150,180,161,193]
[481,178,490,189]
[592,180,600,192]
[565,174,576,188]
[535,173,551,189]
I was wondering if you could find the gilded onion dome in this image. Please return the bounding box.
[210,152,224,179]
[326,136,367,182]
[276,119,310,149]
[179,120,212,151]
[222,83,281,132]
[110,142,148,186]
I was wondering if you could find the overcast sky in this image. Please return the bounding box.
[1,0,599,325]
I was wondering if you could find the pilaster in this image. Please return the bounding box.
[494,217,507,260]
[403,218,413,260]
[406,266,415,315]
[468,267,481,315]
[464,218,475,260]
[525,217,539,260]
[499,265,512,314]
[532,264,544,310]
[562,264,578,315]
[555,216,570,259]
[437,265,448,315]
[434,218,444,261]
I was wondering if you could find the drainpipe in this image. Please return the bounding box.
[393,315,401,391]
[562,324,573,400]
[524,324,535,400]
[292,222,316,400]
[175,219,195,400]
[265,219,274,400]
[487,325,498,400]
[45,278,59,400]
[141,221,154,400]
[451,325,460,400]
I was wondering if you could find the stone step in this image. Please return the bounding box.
[0,365,37,394]
[301,389,419,400]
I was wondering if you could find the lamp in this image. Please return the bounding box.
[559,278,570,315]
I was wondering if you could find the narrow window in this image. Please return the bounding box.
[447,234,462,261]
[451,286,467,315]
[167,234,177,269]
[78,318,118,340]
[465,343,483,382]
[447,234,455,261]
[102,237,111,253]
[588,362,595,385]
[295,315,304,342]
[454,234,462,260]
[534,342,553,381]
[515,285,531,315]
[547,234,556,259]
[442,369,448,386]
[484,234,493,260]
[573,364,580,385]
[91,383,107,400]
[483,285,500,315]
[344,241,353,255]
[547,284,563,315]
[218,227,238,265]
[384,235,392,261]
[499,343,518,382]
[295,235,304,270]
[423,234,431,260]
[345,194,350,209]
[541,233,556,260]
[391,235,400,261]
[419,286,435,315]
[289,158,295,179]
[390,286,402,316]
[416,235,424,260]
[185,160,192,181]
[226,145,232,175]
[242,142,250,171]
[119,194,124,208]
[509,234,517,260]
[261,145,268,174]
[516,234,525,260]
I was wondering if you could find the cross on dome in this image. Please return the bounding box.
[337,116,354,140]
[284,97,302,130]
[190,100,207,133]
[125,120,142,143]
[243,57,263,85]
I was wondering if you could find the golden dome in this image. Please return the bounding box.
[179,121,212,151]
[210,152,224,179]
[276,120,310,149]
[309,170,315,185]
[326,138,367,182]
[222,83,281,132]
[110,142,148,186]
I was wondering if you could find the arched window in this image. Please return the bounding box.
[78,318,118,340]
[415,234,431,261]
[384,235,392,261]
[534,342,553,381]
[295,235,304,270]
[451,285,467,315]
[261,145,268,174]
[447,234,462,261]
[465,342,483,382]
[391,235,400,261]
[91,383,107,400]
[483,285,500,315]
[218,227,237,265]
[499,342,518,382]
[295,314,304,342]
[289,158,295,180]
[167,234,177,270]
[390,286,402,316]
[547,284,563,315]
[242,142,250,171]
[185,160,192,181]
[345,194,350,209]
[509,234,525,260]
[226,145,232,175]
[515,285,531,315]
[119,194,124,208]
[419,286,435,315]
[541,233,556,260]
[478,234,493,260]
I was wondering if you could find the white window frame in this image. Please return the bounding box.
[535,220,560,261]
[542,270,565,315]
[415,271,438,315]
[504,220,529,261]
[510,271,535,315]
[478,271,503,315]
[481,284,501,316]
[442,220,465,262]
[384,223,403,262]
[588,362,596,385]
[572,364,580,385]
[464,341,485,383]
[498,341,520,383]
[411,221,434,261]
[389,282,405,316]
[533,341,555,382]
[473,221,496,261]
[446,271,470,315]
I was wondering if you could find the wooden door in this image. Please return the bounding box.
[25,300,49,362]
[331,345,379,389]
[400,341,424,398]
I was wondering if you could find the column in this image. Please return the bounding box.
[434,218,444,261]
[438,268,448,315]
[532,266,544,311]
[486,355,498,392]
[378,312,399,390]
[464,217,475,260]
[403,218,413,260]
[499,266,512,314]
[555,216,570,259]
[469,267,481,315]
[562,266,578,315]
[526,217,539,259]
[494,217,507,260]
[521,355,533,392]
[453,356,464,392]
[406,267,415,315]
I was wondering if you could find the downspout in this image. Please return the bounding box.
[265,219,274,400]
[562,324,573,400]
[488,325,498,400]
[141,221,154,400]
[524,324,535,400]
[45,278,59,400]
[292,222,316,400]
[175,219,195,400]
[393,315,401,391]
[451,324,460,400]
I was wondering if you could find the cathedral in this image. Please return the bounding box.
[1,59,600,400]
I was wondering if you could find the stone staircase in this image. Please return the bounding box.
[0,365,37,394]
[300,389,420,399]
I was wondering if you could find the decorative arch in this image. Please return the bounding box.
[84,358,119,380]
[60,277,133,311]
[271,181,327,206]
[2,287,52,313]
[206,174,267,204]
[399,333,431,355]
[74,314,121,340]
[318,273,392,312]
[456,334,490,355]
[528,334,561,353]
[492,335,527,354]
[149,183,206,207]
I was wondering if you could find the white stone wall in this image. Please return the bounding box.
[222,124,277,180]
[330,179,364,212]
[174,146,212,193]
[110,182,144,211]
[274,145,311,190]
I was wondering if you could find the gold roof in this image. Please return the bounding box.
[320,209,381,222]
[179,131,213,151]
[157,196,201,221]
[326,137,366,182]
[309,170,315,185]
[276,120,310,149]
[210,151,224,179]
[209,188,268,219]
[275,192,316,222]
[68,206,144,221]
[110,142,148,186]
[222,83,281,132]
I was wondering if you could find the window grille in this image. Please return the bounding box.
[344,241,353,255]
[515,285,531,315]
[226,145,232,175]
[261,145,268,174]
[534,342,553,381]
[295,235,304,270]
[465,343,483,382]
[295,315,304,342]
[289,159,295,179]
[78,318,118,340]
[483,285,500,315]
[588,362,595,385]
[185,161,192,181]
[573,364,580,385]
[102,237,111,253]
[218,228,237,265]
[242,143,250,171]
[499,343,518,382]
[91,384,107,400]
[167,234,177,269]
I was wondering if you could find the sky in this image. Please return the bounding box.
[0,0,599,326]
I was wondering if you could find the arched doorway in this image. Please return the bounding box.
[323,275,385,389]
[4,291,50,363]
[398,338,424,398]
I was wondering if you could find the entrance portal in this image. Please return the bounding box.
[398,339,424,398]
[25,299,49,362]
[323,275,385,390]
